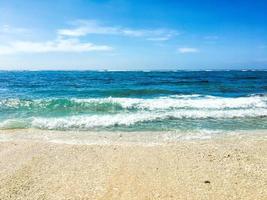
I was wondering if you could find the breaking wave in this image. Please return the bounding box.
[1,94,266,111]
[1,94,267,130]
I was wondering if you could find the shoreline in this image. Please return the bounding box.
[0,131,266,199]
[1,128,267,145]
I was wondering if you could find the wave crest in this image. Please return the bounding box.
[1,94,266,112]
[1,108,267,130]
[1,94,266,130]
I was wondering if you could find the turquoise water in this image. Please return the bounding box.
[0,70,267,133]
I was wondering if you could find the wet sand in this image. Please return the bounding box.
[0,132,266,200]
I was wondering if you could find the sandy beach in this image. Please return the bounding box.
[0,131,266,200]
[1,0,267,198]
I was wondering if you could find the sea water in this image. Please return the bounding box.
[0,70,266,135]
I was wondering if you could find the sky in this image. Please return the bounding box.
[0,0,267,70]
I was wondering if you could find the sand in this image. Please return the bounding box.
[0,132,266,200]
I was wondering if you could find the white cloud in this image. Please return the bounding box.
[0,38,112,55]
[58,20,117,36]
[146,37,169,41]
[58,20,178,40]
[178,47,199,53]
[146,33,174,41]
[0,20,179,55]
[0,25,29,34]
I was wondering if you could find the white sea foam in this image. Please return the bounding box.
[0,119,29,129]
[73,94,267,110]
[28,108,267,130]
[1,94,267,130]
[1,95,266,110]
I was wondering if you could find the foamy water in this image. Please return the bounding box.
[0,71,267,135]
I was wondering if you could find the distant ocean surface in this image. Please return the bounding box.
[0,70,267,134]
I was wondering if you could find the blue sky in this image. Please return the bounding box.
[0,0,267,70]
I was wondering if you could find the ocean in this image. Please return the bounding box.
[0,70,267,137]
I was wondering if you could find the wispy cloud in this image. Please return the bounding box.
[0,38,112,55]
[58,20,116,36]
[0,20,178,55]
[58,20,178,41]
[0,25,29,34]
[146,34,173,41]
[178,47,199,53]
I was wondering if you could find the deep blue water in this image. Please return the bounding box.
[0,70,267,133]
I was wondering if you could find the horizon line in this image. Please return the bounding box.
[0,68,267,72]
